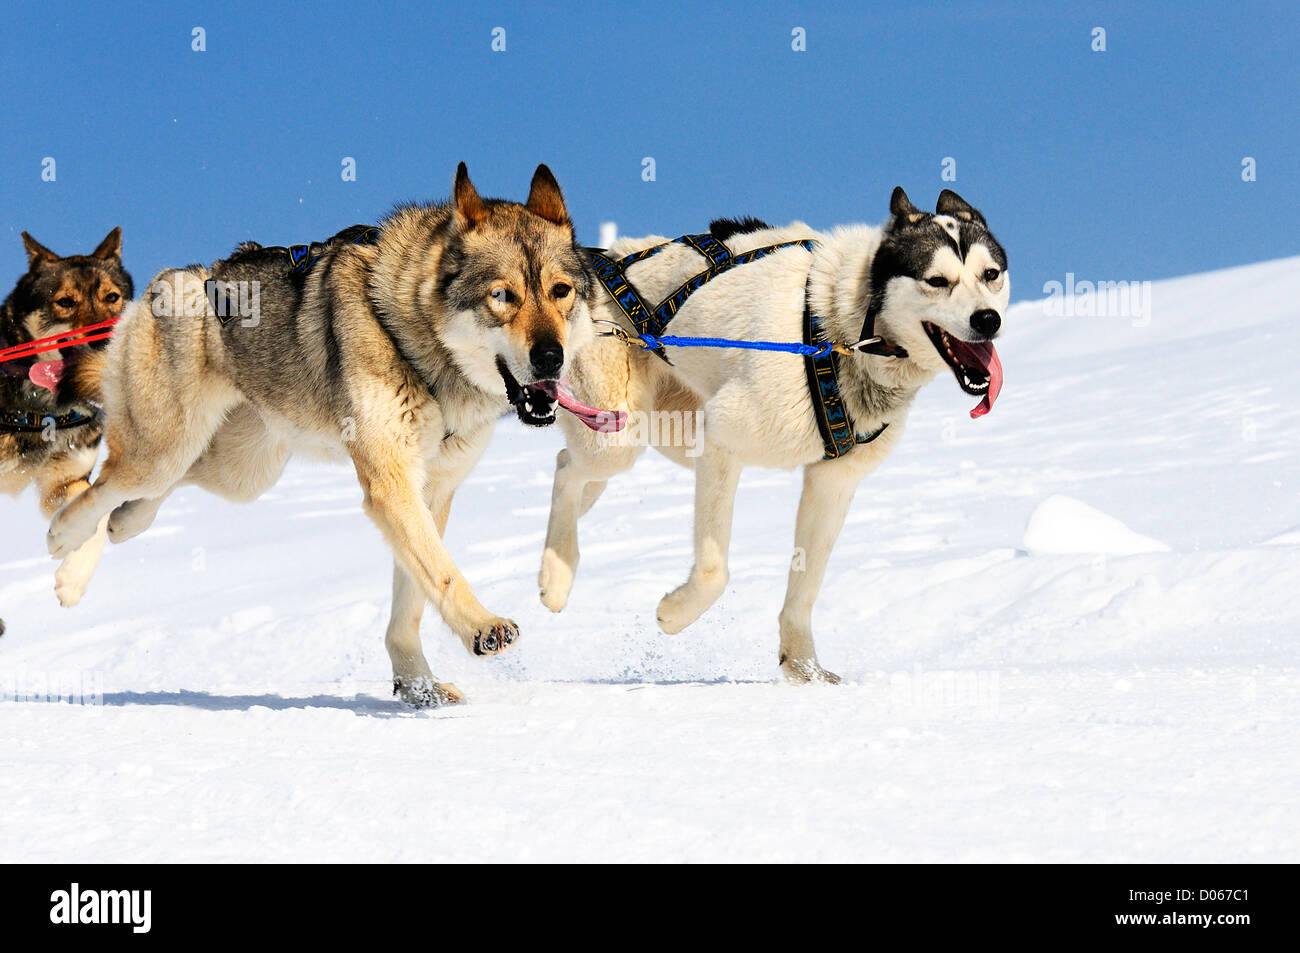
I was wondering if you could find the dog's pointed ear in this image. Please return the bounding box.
[21,232,59,266]
[526,164,569,225]
[453,162,489,227]
[936,189,986,226]
[91,226,123,261]
[889,187,927,226]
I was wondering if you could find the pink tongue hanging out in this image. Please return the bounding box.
[968,342,1002,419]
[942,337,1003,419]
[28,359,64,393]
[535,379,627,432]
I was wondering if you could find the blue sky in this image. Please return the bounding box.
[0,0,1295,301]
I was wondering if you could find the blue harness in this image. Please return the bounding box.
[587,234,894,460]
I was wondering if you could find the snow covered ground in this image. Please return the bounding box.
[2,257,1297,862]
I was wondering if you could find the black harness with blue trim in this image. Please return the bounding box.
[587,233,906,460]
[0,406,97,433]
[205,225,383,328]
[284,225,382,277]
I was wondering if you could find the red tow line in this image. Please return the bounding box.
[0,317,119,364]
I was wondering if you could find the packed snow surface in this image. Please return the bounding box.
[2,257,1298,861]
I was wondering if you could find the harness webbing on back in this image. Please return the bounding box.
[589,235,817,360]
[614,231,733,270]
[206,226,384,328]
[588,233,889,460]
[286,226,382,276]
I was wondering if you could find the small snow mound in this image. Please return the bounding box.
[1023,495,1170,556]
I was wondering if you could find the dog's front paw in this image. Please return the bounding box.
[464,617,519,657]
[780,654,841,685]
[393,675,465,708]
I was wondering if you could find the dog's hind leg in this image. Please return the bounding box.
[180,405,289,502]
[109,406,291,545]
[49,269,240,559]
[776,460,860,684]
[656,444,742,634]
[50,388,239,559]
[106,494,171,544]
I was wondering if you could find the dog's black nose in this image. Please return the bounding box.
[969,309,1001,337]
[530,341,563,378]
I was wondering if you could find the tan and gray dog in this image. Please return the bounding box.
[47,164,604,705]
[539,189,1008,683]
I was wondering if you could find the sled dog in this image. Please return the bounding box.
[1,229,132,628]
[539,188,1008,682]
[48,164,612,705]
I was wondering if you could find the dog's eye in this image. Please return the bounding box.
[925,276,949,289]
[490,287,515,305]
[551,283,572,299]
[104,292,121,304]
[55,296,76,308]
[982,268,1000,283]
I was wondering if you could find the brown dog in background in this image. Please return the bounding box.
[0,228,132,629]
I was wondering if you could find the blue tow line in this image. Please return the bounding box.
[634,332,833,359]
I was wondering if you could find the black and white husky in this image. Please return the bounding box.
[538,188,1008,682]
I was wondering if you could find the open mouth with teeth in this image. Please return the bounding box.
[497,357,559,427]
[496,358,628,432]
[922,322,1004,419]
